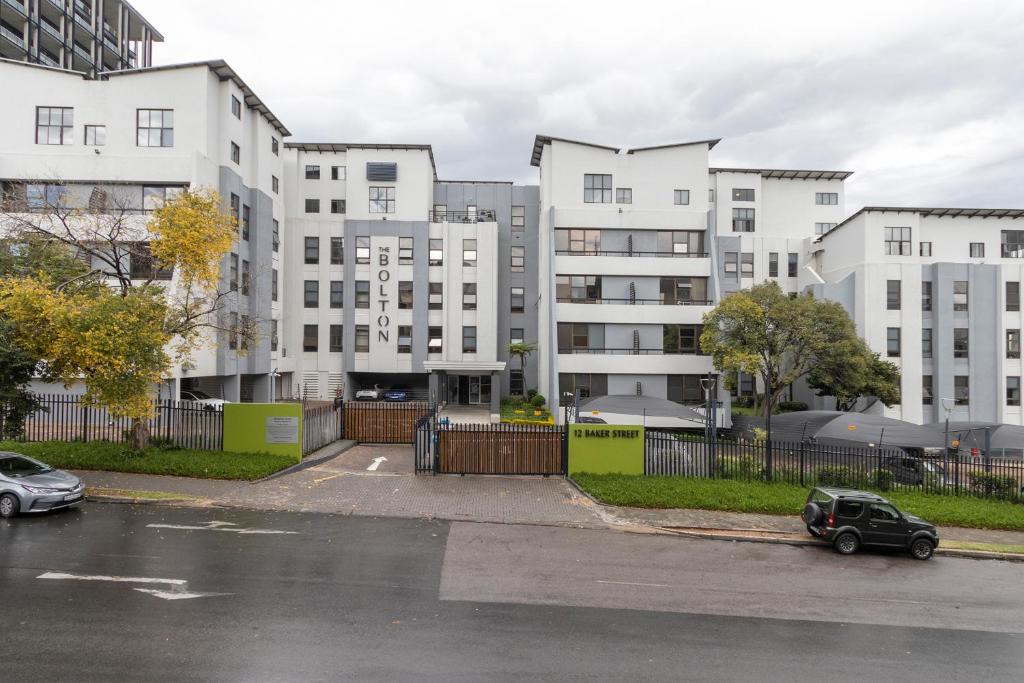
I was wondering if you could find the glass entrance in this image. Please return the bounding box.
[447,374,459,404]
[468,376,481,404]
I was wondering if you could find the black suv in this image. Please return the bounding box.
[801,487,939,560]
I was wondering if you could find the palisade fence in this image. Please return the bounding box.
[415,419,566,475]
[644,430,1024,502]
[302,403,343,455]
[15,394,223,451]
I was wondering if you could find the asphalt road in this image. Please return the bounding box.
[1,504,1021,682]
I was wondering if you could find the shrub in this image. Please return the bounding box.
[869,468,894,492]
[752,427,768,441]
[148,436,177,450]
[733,396,753,408]
[969,473,1018,500]
[530,394,546,408]
[816,465,865,489]
[717,454,767,480]
[526,388,538,401]
[779,400,809,412]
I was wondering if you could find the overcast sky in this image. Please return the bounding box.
[136,0,1023,211]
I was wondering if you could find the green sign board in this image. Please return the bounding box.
[223,403,303,462]
[568,425,645,475]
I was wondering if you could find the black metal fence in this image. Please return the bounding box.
[303,403,343,455]
[16,394,223,451]
[644,430,1024,502]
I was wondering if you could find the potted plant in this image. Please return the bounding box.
[530,394,546,416]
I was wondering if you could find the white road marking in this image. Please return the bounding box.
[596,580,676,588]
[37,571,185,585]
[133,588,233,601]
[147,522,299,535]
[367,456,388,471]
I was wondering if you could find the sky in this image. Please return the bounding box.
[134,0,1024,211]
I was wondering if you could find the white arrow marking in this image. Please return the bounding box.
[147,523,298,535]
[38,571,185,585]
[133,588,233,601]
[367,456,388,471]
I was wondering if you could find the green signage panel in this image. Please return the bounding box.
[223,403,303,462]
[568,425,645,475]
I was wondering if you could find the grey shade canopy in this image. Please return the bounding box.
[578,395,706,427]
[766,411,944,449]
[921,422,1024,457]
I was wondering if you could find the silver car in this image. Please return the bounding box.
[0,451,85,518]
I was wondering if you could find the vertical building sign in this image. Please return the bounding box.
[377,245,391,343]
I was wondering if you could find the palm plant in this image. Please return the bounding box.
[507,341,537,396]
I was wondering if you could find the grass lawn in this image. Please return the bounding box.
[572,473,1024,531]
[0,441,295,481]
[87,487,199,501]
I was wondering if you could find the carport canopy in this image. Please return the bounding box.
[766,411,944,449]
[578,395,707,428]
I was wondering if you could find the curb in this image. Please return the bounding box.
[85,493,219,508]
[251,440,357,483]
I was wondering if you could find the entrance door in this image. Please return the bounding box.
[447,375,460,404]
[468,376,481,404]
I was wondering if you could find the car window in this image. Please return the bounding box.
[835,501,863,518]
[869,504,900,522]
[810,490,833,505]
[0,456,49,476]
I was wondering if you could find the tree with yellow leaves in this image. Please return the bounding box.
[0,186,245,449]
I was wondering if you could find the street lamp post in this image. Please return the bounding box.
[940,398,955,493]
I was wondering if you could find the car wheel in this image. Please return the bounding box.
[0,493,19,519]
[801,503,822,525]
[910,538,935,561]
[834,532,859,555]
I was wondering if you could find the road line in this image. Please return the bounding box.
[596,580,676,588]
[38,571,185,585]
[147,523,299,535]
[367,456,388,471]
[133,588,233,601]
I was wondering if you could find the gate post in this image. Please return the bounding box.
[561,423,569,474]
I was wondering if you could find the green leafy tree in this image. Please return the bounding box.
[700,282,858,420]
[507,341,536,396]
[0,319,41,439]
[807,337,901,411]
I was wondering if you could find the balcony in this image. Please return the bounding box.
[555,297,712,306]
[430,209,497,223]
[555,249,708,258]
[558,348,705,356]
[72,41,92,63]
[1,0,28,18]
[72,11,94,35]
[37,49,60,66]
[39,17,63,42]
[0,22,26,53]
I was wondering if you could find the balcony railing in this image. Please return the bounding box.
[430,209,497,223]
[556,297,713,306]
[102,35,119,54]
[39,18,63,42]
[556,250,709,258]
[2,0,28,18]
[72,12,93,35]
[37,49,60,66]
[558,348,705,356]
[0,23,26,49]
[72,41,92,63]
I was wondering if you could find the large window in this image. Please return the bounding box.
[331,237,343,264]
[428,282,443,310]
[732,188,755,201]
[954,375,969,405]
[511,286,525,312]
[36,107,73,145]
[657,230,704,256]
[557,323,594,352]
[462,283,477,310]
[511,205,526,229]
[667,375,705,404]
[355,237,370,265]
[922,328,932,358]
[884,227,911,256]
[660,277,709,305]
[887,327,901,357]
[788,253,798,278]
[303,280,318,308]
[304,236,319,264]
[953,328,969,358]
[556,229,601,254]
[953,281,968,311]
[429,239,443,266]
[330,281,343,308]
[399,281,413,309]
[463,239,477,266]
[1001,230,1024,258]
[663,325,704,354]
[428,327,443,353]
[511,246,525,272]
[129,242,173,281]
[1008,281,1020,311]
[922,281,932,311]
[137,109,173,147]
[922,375,933,406]
[399,237,413,265]
[815,192,838,205]
[768,253,778,277]
[673,189,690,205]
[303,324,318,352]
[732,208,755,232]
[355,325,369,352]
[724,252,738,280]
[1008,329,1021,359]
[556,275,601,303]
[397,326,412,354]
[355,281,370,308]
[1009,377,1021,407]
[329,325,343,353]
[462,326,477,353]
[583,174,612,203]
[510,370,524,396]
[369,186,395,213]
[887,280,901,310]
[559,373,608,400]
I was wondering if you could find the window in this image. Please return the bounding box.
[331,199,346,214]
[304,280,319,308]
[271,269,278,302]
[557,323,592,352]
[272,176,279,194]
[239,315,249,351]
[954,328,969,358]
[429,239,443,266]
[428,327,443,353]
[230,141,240,164]
[1002,230,1024,258]
[228,193,240,222]
[330,237,343,265]
[241,205,250,241]
[305,165,320,180]
[836,500,864,519]
[272,219,280,252]
[970,242,985,258]
[815,192,838,205]
[556,275,602,303]
[303,324,318,352]
[788,253,798,278]
[954,376,969,405]
[271,137,279,156]
[815,222,836,236]
[241,260,250,295]
[663,324,704,354]
[1009,282,1021,312]
[920,241,932,256]
[142,186,180,212]
[128,242,172,280]
[231,95,241,119]
[657,230,704,256]
[922,328,932,358]
[369,186,395,213]
[510,328,524,344]
[428,282,443,310]
[616,188,632,204]
[1008,329,1020,359]
[511,286,525,312]
[84,124,106,146]
[356,236,370,265]
[399,281,413,309]
[511,205,526,229]
[330,281,343,309]
[887,327,901,357]
[271,320,278,352]
[397,326,412,354]
[922,375,933,405]
[355,281,370,308]
[740,253,754,278]
[331,166,346,180]
[462,283,477,310]
[868,503,900,522]
[304,236,319,264]
[732,188,755,201]
[433,204,447,221]
[329,325,343,353]
[137,109,173,147]
[1009,377,1021,406]
[884,227,911,256]
[463,239,477,266]
[399,237,413,265]
[724,252,738,280]
[887,280,901,310]
[768,253,778,277]
[583,174,612,203]
[305,198,321,214]
[510,370,524,396]
[922,281,932,311]
[366,162,397,181]
[228,312,239,350]
[556,229,601,254]
[732,208,755,232]
[36,107,73,145]
[462,326,477,353]
[709,189,715,203]
[229,254,238,291]
[673,189,690,205]
[510,246,525,272]
[355,326,369,353]
[953,281,968,311]
[660,277,708,305]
